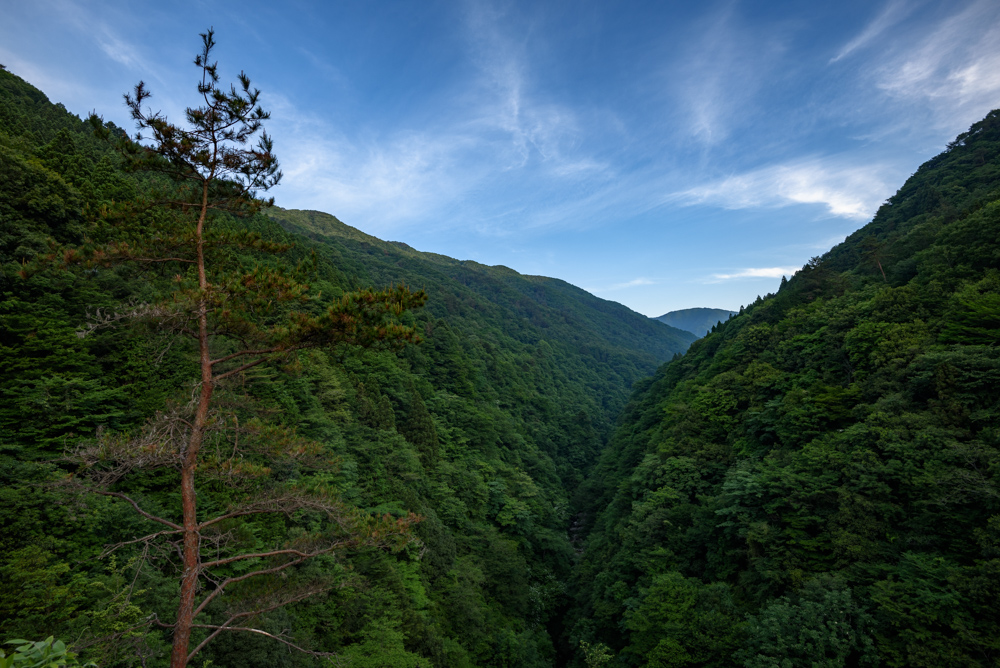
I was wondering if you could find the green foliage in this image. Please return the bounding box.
[572,109,1000,667]
[579,641,613,668]
[624,573,742,668]
[940,269,1000,345]
[0,638,96,668]
[738,580,876,668]
[0,68,691,666]
[0,291,129,451]
[338,617,431,667]
[9,44,999,668]
[0,547,91,637]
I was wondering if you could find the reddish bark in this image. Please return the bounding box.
[170,182,214,668]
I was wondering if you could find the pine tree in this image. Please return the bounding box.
[48,30,428,667]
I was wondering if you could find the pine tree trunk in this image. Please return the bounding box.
[170,390,210,667]
[170,186,213,668]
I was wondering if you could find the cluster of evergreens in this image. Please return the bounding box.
[569,110,1000,666]
[0,54,692,667]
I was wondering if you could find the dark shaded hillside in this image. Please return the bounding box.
[0,67,691,667]
[653,307,737,338]
[571,110,1000,667]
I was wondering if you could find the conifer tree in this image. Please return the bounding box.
[61,30,427,667]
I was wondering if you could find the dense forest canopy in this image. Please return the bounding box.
[571,109,1000,667]
[2,37,1000,668]
[0,64,691,667]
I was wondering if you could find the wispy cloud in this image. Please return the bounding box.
[667,7,785,145]
[604,278,655,291]
[871,0,1000,124]
[462,0,607,175]
[0,0,171,128]
[269,0,615,236]
[831,0,913,63]
[677,158,893,220]
[709,267,800,282]
[0,49,93,105]
[585,277,657,296]
[296,46,351,89]
[49,0,157,77]
[94,29,146,70]
[269,96,480,234]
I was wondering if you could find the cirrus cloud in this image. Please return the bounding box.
[709,267,800,282]
[676,158,895,220]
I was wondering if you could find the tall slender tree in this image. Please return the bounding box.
[68,30,426,667]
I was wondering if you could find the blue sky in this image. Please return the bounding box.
[3,0,1000,315]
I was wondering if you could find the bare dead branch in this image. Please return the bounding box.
[193,547,343,618]
[213,354,281,381]
[200,543,347,571]
[197,492,352,531]
[155,334,181,365]
[71,617,160,665]
[69,419,188,485]
[78,300,194,338]
[127,257,198,264]
[209,347,282,367]
[187,625,338,663]
[79,487,181,530]
[151,615,176,629]
[100,529,184,559]
[188,587,328,661]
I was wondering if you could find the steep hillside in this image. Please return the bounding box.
[571,110,1000,667]
[271,208,695,412]
[0,68,691,667]
[653,308,737,338]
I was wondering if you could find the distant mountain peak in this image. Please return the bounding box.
[653,307,737,338]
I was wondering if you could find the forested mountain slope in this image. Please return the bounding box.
[570,110,1000,667]
[268,206,697,433]
[0,68,692,667]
